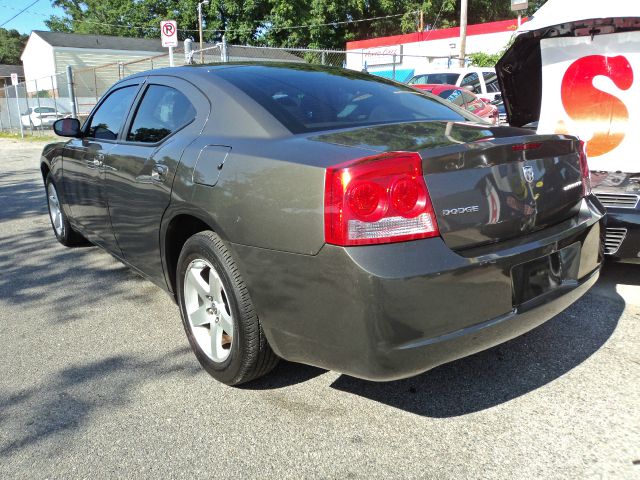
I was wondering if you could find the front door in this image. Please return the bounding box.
[105,78,208,286]
[62,84,140,252]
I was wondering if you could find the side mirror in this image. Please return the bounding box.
[462,84,475,93]
[53,118,81,138]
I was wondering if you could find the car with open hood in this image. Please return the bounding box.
[497,0,640,263]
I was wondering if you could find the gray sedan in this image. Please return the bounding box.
[42,63,604,385]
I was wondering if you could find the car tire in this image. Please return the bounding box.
[45,175,88,247]
[177,231,279,385]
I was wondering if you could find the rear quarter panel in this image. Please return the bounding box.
[168,137,375,255]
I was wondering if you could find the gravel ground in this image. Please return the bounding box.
[0,138,638,479]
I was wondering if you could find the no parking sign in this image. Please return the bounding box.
[161,20,178,48]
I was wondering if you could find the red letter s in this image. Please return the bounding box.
[560,55,633,157]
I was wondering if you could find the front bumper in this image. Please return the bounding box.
[230,196,604,381]
[603,207,640,263]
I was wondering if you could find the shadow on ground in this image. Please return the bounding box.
[0,347,198,458]
[0,170,47,221]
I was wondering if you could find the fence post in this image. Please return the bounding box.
[221,35,228,62]
[321,51,326,65]
[184,38,193,64]
[93,69,99,103]
[35,79,44,135]
[52,75,59,120]
[5,94,13,130]
[14,84,24,138]
[392,54,396,80]
[66,66,78,120]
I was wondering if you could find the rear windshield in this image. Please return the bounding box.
[214,65,467,133]
[408,73,460,85]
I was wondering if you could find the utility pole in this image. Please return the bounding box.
[459,0,468,67]
[419,10,424,32]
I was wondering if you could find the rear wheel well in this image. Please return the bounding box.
[40,163,50,183]
[165,215,213,298]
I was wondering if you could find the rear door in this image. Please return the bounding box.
[62,82,140,251]
[104,76,208,285]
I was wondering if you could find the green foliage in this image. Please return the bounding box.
[45,0,551,49]
[0,28,28,65]
[468,52,502,67]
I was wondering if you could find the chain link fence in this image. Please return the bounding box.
[0,42,461,136]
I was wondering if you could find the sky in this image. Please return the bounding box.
[0,0,66,34]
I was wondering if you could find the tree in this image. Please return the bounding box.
[45,0,550,49]
[46,0,192,38]
[0,28,28,65]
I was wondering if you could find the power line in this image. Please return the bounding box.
[0,0,41,28]
[0,4,415,36]
[423,1,447,41]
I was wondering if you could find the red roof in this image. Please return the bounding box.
[346,18,524,50]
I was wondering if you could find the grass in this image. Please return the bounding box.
[0,131,61,143]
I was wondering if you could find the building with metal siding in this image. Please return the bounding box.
[20,31,172,94]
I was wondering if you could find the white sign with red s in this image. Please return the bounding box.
[538,32,639,173]
[161,20,178,48]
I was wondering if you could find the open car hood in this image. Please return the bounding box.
[496,0,640,127]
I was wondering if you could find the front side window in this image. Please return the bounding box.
[460,72,481,93]
[127,85,196,143]
[87,86,138,140]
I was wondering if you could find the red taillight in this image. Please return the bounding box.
[324,152,440,246]
[578,140,591,196]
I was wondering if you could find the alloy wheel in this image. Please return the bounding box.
[183,259,234,362]
[47,183,64,238]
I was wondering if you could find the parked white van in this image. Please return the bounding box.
[406,67,501,102]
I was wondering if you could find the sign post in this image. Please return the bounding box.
[11,73,24,138]
[511,0,529,27]
[161,20,178,67]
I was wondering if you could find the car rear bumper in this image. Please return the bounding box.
[230,196,604,381]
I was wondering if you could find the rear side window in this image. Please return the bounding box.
[127,85,196,143]
[215,66,467,133]
[87,86,138,140]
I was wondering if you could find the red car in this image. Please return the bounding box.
[412,84,498,124]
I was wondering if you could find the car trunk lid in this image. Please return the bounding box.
[420,133,583,250]
[311,120,584,250]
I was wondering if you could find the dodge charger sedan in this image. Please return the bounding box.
[42,63,605,385]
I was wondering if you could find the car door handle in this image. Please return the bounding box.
[151,164,168,182]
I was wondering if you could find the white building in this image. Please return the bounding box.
[20,31,173,94]
[346,19,522,81]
